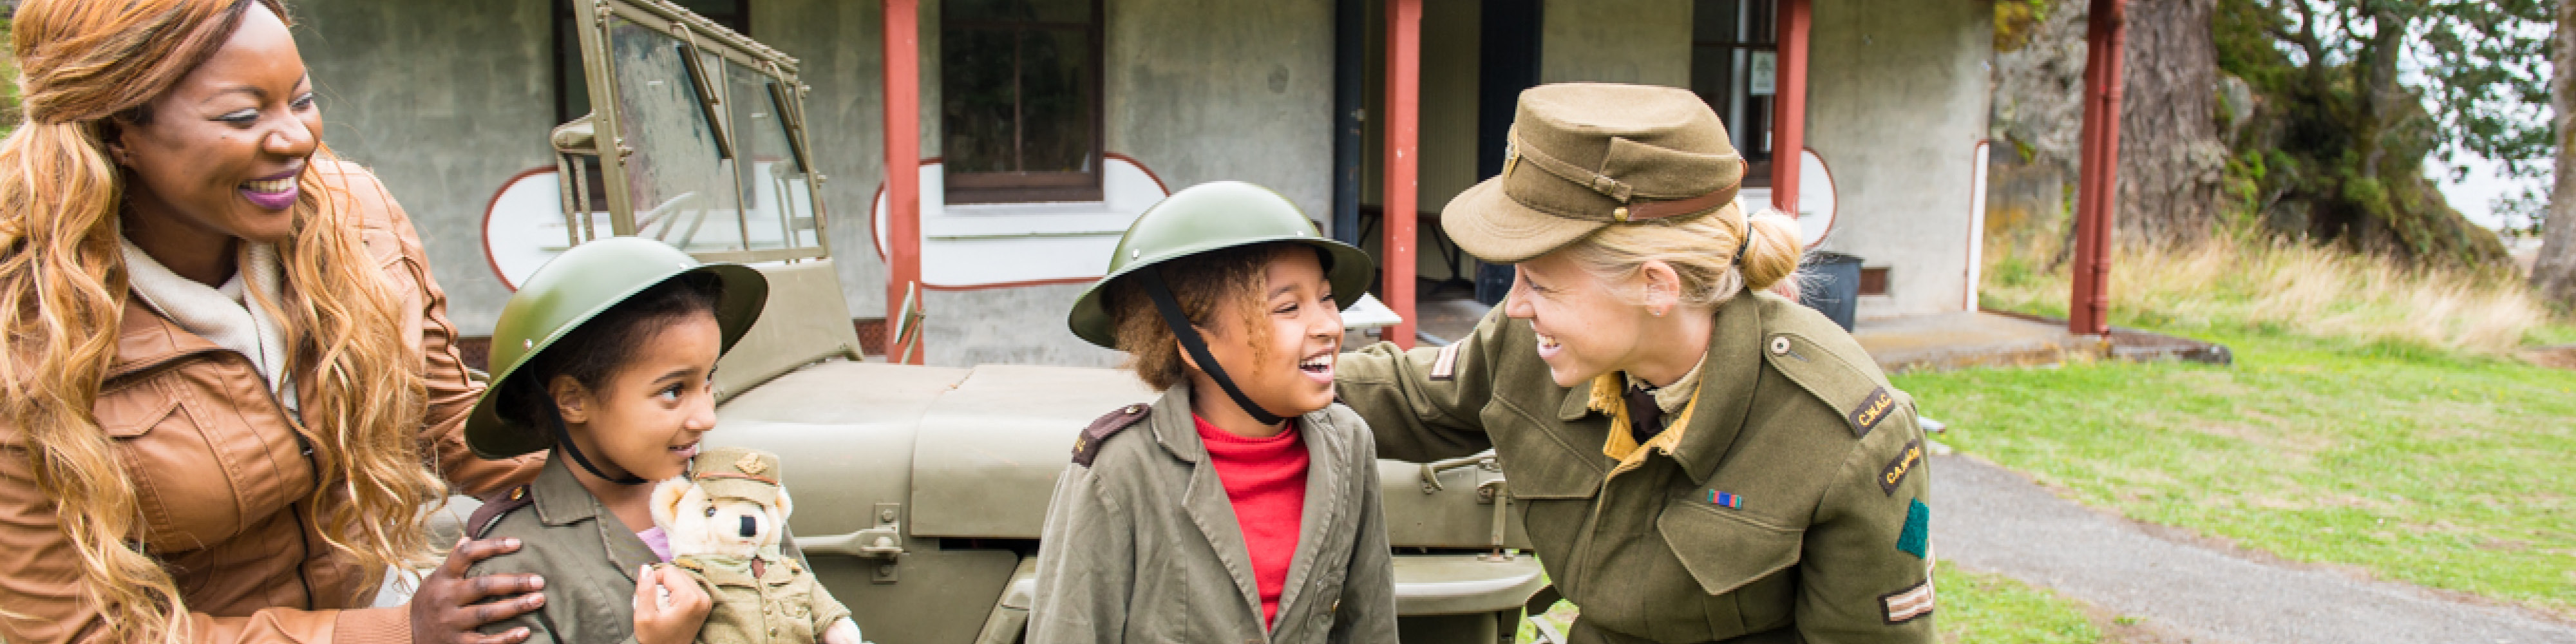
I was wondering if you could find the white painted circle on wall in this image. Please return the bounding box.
[1740,148,1837,249]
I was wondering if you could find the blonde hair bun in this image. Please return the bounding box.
[1564,197,1804,308]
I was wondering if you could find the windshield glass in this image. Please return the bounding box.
[602,17,820,255]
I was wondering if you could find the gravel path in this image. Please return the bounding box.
[1931,453,2576,644]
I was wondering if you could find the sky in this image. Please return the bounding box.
[2438,155,2548,231]
[2403,8,2553,232]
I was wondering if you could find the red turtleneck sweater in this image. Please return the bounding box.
[1194,414,1311,629]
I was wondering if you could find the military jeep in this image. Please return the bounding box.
[527,1,1549,642]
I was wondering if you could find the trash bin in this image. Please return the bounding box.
[1799,252,1862,332]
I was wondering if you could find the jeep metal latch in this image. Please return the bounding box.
[793,502,908,582]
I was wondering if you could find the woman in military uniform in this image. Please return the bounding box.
[1335,83,1937,644]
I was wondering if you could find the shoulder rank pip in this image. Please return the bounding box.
[1072,402,1151,466]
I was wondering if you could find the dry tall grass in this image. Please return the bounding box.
[1980,233,2570,355]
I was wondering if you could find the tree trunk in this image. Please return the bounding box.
[2114,0,2227,245]
[2532,0,2576,308]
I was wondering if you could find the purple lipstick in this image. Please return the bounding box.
[240,168,300,210]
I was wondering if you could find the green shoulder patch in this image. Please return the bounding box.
[1072,402,1151,467]
[1897,498,1930,558]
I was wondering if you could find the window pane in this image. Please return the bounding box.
[671,0,742,20]
[559,17,591,123]
[1017,27,1094,174]
[1693,0,1741,43]
[606,18,748,252]
[728,61,811,251]
[561,1,746,125]
[949,0,1090,24]
[942,26,1018,173]
[1690,45,1735,107]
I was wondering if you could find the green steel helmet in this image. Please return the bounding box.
[1067,181,1375,350]
[464,237,770,459]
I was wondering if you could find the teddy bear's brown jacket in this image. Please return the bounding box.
[466,457,840,644]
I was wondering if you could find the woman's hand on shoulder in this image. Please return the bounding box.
[632,563,712,644]
[411,537,547,644]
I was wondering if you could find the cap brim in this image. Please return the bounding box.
[1067,237,1376,350]
[697,478,780,501]
[1441,178,1606,264]
[463,263,770,460]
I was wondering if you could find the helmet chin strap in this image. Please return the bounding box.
[1137,270,1289,427]
[549,413,647,486]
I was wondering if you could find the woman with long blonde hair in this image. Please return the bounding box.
[0,1,550,643]
[1336,83,1938,643]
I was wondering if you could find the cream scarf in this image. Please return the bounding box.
[1624,350,1707,414]
[120,236,298,411]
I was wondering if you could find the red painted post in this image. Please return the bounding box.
[2069,0,2125,335]
[1770,0,1810,214]
[883,0,924,363]
[1383,0,1421,350]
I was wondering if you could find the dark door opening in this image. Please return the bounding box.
[1472,0,1541,306]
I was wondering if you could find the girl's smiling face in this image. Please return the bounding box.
[553,311,724,482]
[1189,249,1345,424]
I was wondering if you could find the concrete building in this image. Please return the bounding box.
[291,0,2000,367]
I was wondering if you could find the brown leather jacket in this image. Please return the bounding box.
[0,160,544,644]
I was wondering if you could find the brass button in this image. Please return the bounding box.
[509,487,526,501]
[1769,337,1792,355]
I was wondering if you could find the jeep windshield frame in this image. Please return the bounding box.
[560,0,828,265]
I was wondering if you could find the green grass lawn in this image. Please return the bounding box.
[1934,562,2110,644]
[1892,330,2576,619]
[1515,562,2117,643]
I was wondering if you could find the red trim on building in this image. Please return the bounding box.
[884,0,925,363]
[1770,0,1810,214]
[480,166,559,292]
[2070,0,2126,335]
[1382,0,1422,350]
[1103,152,1172,194]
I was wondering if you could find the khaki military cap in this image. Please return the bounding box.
[690,446,784,500]
[1442,82,1748,263]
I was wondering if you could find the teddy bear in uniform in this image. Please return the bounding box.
[650,446,864,644]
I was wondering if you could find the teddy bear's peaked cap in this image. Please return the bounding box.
[691,446,784,500]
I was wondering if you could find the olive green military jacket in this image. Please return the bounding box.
[1338,291,1936,644]
[672,552,852,644]
[1027,383,1399,644]
[467,457,837,644]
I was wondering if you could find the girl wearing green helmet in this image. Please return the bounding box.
[1030,182,1397,643]
[451,238,858,644]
